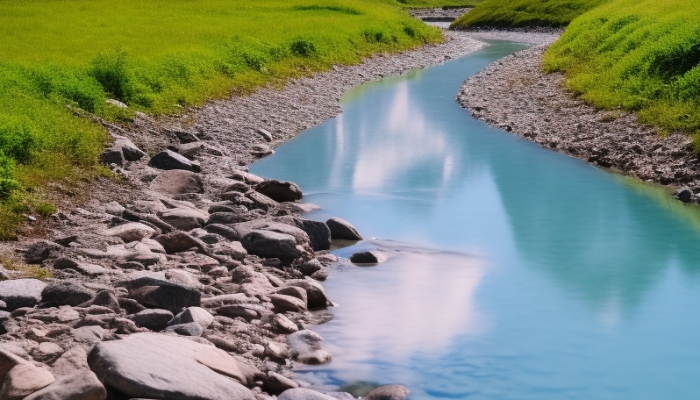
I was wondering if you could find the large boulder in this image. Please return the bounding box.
[247,191,279,211]
[275,217,331,251]
[148,150,201,172]
[157,208,208,231]
[0,363,54,400]
[235,220,310,246]
[287,330,331,365]
[255,180,303,202]
[0,279,47,310]
[87,333,255,400]
[240,230,301,261]
[122,273,201,313]
[326,218,362,240]
[41,281,95,307]
[25,347,107,400]
[285,279,330,309]
[150,169,204,196]
[364,385,410,400]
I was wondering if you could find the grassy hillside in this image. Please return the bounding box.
[451,0,606,28]
[0,0,443,238]
[544,0,700,143]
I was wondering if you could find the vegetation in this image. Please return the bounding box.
[451,0,606,28]
[544,0,700,143]
[0,0,445,238]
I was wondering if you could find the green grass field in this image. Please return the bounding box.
[450,0,605,28]
[544,0,700,143]
[0,0,449,238]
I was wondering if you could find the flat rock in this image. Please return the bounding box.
[0,363,55,400]
[53,259,108,277]
[0,279,47,310]
[255,180,303,202]
[241,230,301,261]
[154,231,207,254]
[88,333,255,400]
[269,294,306,313]
[364,385,410,400]
[287,330,331,365]
[25,241,63,264]
[278,388,337,400]
[235,220,309,246]
[326,218,362,240]
[41,281,95,307]
[148,150,201,172]
[157,208,208,231]
[210,241,247,260]
[24,369,106,400]
[102,222,156,242]
[150,169,204,196]
[204,224,243,241]
[164,322,204,337]
[247,191,279,211]
[123,273,201,313]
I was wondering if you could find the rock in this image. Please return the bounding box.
[286,279,330,309]
[223,181,250,193]
[90,291,121,313]
[106,99,127,108]
[256,180,303,202]
[165,269,202,289]
[251,144,274,157]
[349,251,387,264]
[269,294,306,313]
[256,128,273,142]
[23,369,106,400]
[70,326,104,348]
[278,388,337,400]
[299,259,323,276]
[364,385,410,400]
[200,293,254,308]
[150,169,204,196]
[53,259,108,277]
[178,142,205,159]
[274,217,330,251]
[164,322,204,337]
[210,241,247,260]
[87,333,255,400]
[153,231,207,254]
[271,314,298,333]
[124,274,201,313]
[25,241,63,264]
[231,170,265,185]
[102,222,156,242]
[129,309,174,331]
[236,220,310,246]
[148,150,201,172]
[99,148,123,166]
[271,286,307,306]
[204,223,243,240]
[241,230,301,261]
[115,137,146,161]
[264,341,291,365]
[0,363,55,400]
[208,211,254,225]
[326,218,362,240]
[41,281,95,307]
[215,305,265,321]
[0,348,27,382]
[674,187,693,203]
[36,342,63,360]
[169,307,213,329]
[247,191,279,211]
[265,371,299,394]
[0,279,47,310]
[287,330,331,365]
[157,208,208,231]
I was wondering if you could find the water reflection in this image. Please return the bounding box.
[251,42,700,399]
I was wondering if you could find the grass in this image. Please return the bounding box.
[451,0,606,28]
[0,252,51,280]
[543,0,700,143]
[394,0,480,8]
[0,0,446,239]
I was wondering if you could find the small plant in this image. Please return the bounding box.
[35,202,56,217]
[290,39,317,57]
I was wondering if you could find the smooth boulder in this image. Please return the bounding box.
[364,385,410,400]
[0,279,47,310]
[87,333,255,400]
[123,274,201,313]
[102,223,156,242]
[241,230,301,261]
[150,170,204,196]
[326,218,362,240]
[129,309,174,331]
[148,150,201,172]
[255,180,303,202]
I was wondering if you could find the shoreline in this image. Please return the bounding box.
[0,22,493,400]
[457,43,700,203]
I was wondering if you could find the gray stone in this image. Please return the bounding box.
[241,230,301,261]
[123,274,201,313]
[53,259,108,277]
[326,218,362,240]
[265,371,298,394]
[256,128,273,142]
[299,259,323,276]
[102,222,156,242]
[70,326,105,348]
[153,231,207,254]
[208,211,253,225]
[204,223,243,240]
[264,341,291,365]
[129,309,174,331]
[25,241,64,264]
[148,150,201,172]
[286,279,330,309]
[0,279,47,310]
[178,142,205,159]
[164,322,203,337]
[99,148,124,166]
[287,330,331,365]
[231,170,265,185]
[23,369,106,400]
[278,388,337,400]
[349,251,387,264]
[271,314,298,334]
[215,305,265,321]
[255,180,303,202]
[169,307,213,329]
[274,217,330,251]
[364,385,410,400]
[210,241,247,260]
[150,169,204,196]
[247,191,279,210]
[0,363,55,400]
[157,208,208,231]
[115,137,146,162]
[235,220,310,246]
[269,294,306,313]
[41,281,94,307]
[0,348,28,382]
[324,392,356,400]
[87,333,255,400]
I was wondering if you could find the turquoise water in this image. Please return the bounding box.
[250,42,700,399]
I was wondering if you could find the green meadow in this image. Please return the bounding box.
[0,0,446,238]
[450,0,605,28]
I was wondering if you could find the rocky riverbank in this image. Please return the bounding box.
[0,15,486,400]
[457,42,700,203]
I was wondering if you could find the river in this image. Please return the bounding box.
[250,41,700,400]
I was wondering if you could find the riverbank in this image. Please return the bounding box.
[0,22,487,399]
[458,43,700,202]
